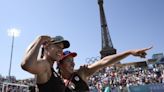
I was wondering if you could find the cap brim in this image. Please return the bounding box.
[52,40,70,49]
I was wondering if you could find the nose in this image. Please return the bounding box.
[58,49,63,54]
[71,61,75,66]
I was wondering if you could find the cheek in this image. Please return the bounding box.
[51,47,57,52]
[47,48,54,55]
[62,62,72,69]
[61,63,68,68]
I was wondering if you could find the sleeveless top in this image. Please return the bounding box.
[37,68,65,92]
[65,72,89,92]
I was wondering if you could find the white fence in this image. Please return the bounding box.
[1,82,30,92]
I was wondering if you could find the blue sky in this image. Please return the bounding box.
[0,0,164,79]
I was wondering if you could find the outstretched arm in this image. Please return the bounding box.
[21,36,51,74]
[86,46,152,76]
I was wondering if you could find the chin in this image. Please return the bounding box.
[55,59,59,61]
[54,57,60,61]
[68,68,74,73]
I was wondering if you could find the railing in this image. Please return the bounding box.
[2,82,30,92]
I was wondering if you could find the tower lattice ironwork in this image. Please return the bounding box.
[98,0,116,59]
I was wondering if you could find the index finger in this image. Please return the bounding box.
[142,46,153,51]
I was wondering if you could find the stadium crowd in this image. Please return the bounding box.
[88,64,164,92]
[0,63,164,92]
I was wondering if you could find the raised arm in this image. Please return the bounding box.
[86,46,152,76]
[21,36,51,74]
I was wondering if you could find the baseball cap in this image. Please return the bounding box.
[60,50,77,61]
[51,36,70,49]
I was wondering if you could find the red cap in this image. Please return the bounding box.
[60,50,77,62]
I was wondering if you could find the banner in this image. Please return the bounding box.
[128,84,164,92]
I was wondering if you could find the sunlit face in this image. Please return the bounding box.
[60,56,75,74]
[46,42,64,61]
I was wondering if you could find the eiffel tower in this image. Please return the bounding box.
[98,0,116,59]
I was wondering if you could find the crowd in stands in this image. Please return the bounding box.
[0,64,164,92]
[88,64,164,92]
